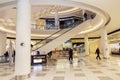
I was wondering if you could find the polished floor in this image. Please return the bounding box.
[0,54,120,80]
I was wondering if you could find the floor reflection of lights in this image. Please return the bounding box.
[1,54,120,80]
[117,61,120,66]
[32,65,43,72]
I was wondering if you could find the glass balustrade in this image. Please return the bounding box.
[32,14,96,51]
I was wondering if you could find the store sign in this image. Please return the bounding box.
[71,39,83,43]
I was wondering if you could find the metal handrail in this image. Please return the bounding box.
[32,20,83,51]
[32,14,96,51]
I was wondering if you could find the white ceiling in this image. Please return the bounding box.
[72,0,120,37]
[0,0,120,39]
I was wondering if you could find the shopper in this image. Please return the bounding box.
[4,51,9,61]
[13,50,16,63]
[95,48,101,60]
[68,48,73,63]
[84,13,88,20]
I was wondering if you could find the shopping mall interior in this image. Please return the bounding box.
[0,0,120,80]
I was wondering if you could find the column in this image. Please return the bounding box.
[82,9,85,16]
[85,35,89,55]
[0,32,6,56]
[0,32,6,61]
[15,0,31,79]
[55,10,59,29]
[100,27,109,58]
[9,40,14,66]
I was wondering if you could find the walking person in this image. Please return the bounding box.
[84,13,88,21]
[95,48,101,60]
[4,51,9,62]
[13,50,16,63]
[68,48,73,63]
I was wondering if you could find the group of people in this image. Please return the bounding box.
[68,47,101,64]
[68,48,73,63]
[4,50,16,63]
[46,46,102,64]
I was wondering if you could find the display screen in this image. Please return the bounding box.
[34,59,42,63]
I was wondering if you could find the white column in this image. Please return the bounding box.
[85,35,89,55]
[15,0,31,78]
[82,9,85,16]
[100,27,109,58]
[9,40,14,66]
[55,10,59,29]
[0,32,6,56]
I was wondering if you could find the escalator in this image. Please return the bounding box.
[32,18,92,54]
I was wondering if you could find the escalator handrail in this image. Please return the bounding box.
[32,19,83,49]
[32,21,83,51]
[32,14,96,51]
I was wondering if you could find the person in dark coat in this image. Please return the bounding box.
[68,48,73,62]
[84,13,88,20]
[36,51,40,55]
[4,51,9,61]
[48,51,52,58]
[95,48,101,60]
[13,50,16,63]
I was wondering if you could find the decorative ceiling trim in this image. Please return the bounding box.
[0,0,109,36]
[108,28,120,35]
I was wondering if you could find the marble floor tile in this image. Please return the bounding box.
[56,71,65,74]
[0,73,12,76]
[42,68,49,71]
[75,77,87,80]
[116,73,120,76]
[92,71,102,73]
[100,65,107,67]
[73,68,82,71]
[74,73,86,77]
[88,67,96,69]
[0,54,120,80]
[53,76,64,80]
[98,76,113,80]
[108,68,117,71]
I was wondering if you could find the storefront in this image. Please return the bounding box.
[109,41,120,55]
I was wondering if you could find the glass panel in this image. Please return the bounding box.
[32,21,82,51]
[32,14,96,51]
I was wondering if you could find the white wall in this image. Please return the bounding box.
[0,32,7,56]
[89,39,101,54]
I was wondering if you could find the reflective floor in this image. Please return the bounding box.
[0,54,120,80]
